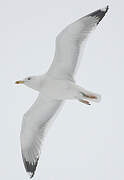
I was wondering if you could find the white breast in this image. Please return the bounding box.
[40,78,78,100]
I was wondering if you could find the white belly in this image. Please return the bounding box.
[40,78,78,100]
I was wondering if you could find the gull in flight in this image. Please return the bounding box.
[16,6,109,178]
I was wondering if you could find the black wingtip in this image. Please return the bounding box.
[22,155,39,179]
[29,172,34,179]
[87,5,109,24]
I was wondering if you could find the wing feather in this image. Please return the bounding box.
[48,6,108,80]
[20,95,62,178]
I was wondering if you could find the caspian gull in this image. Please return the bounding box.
[16,6,109,178]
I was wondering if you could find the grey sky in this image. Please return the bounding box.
[0,0,123,179]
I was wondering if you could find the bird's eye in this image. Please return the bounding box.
[27,77,31,80]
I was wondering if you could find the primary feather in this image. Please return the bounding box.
[48,6,109,80]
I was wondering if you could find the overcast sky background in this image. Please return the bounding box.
[0,0,124,179]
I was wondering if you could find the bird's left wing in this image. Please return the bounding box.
[48,6,108,80]
[20,94,62,178]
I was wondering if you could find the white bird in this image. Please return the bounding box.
[16,6,109,178]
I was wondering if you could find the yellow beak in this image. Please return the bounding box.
[15,80,24,84]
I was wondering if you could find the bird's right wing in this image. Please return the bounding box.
[20,95,62,178]
[48,6,108,80]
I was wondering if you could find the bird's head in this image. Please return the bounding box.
[15,75,42,91]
